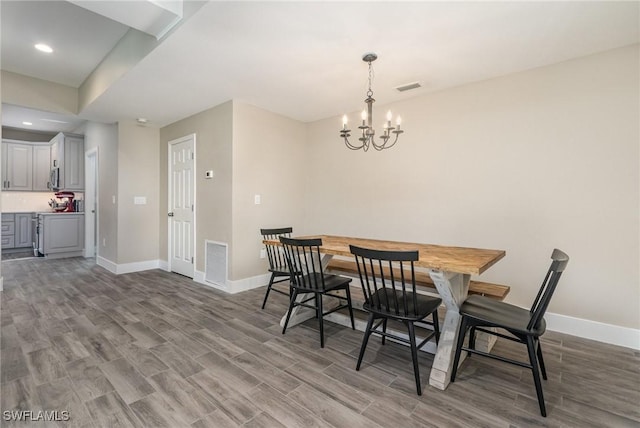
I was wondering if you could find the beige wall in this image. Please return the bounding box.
[82,121,119,263]
[117,121,160,264]
[1,71,77,115]
[305,45,639,329]
[159,101,233,272]
[231,102,307,280]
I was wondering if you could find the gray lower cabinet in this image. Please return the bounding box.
[1,214,15,249]
[39,214,84,257]
[1,213,33,249]
[14,213,33,248]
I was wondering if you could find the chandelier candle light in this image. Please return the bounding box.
[340,53,403,151]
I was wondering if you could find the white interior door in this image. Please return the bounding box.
[169,135,195,278]
[84,149,98,258]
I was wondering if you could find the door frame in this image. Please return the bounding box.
[167,133,196,276]
[84,147,98,259]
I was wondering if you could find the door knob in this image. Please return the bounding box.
[168,212,174,217]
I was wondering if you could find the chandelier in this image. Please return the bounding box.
[340,53,403,151]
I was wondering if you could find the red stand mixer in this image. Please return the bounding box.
[49,191,75,212]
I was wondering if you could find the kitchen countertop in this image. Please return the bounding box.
[2,211,38,214]
[37,212,85,216]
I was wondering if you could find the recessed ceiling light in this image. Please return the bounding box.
[22,121,33,126]
[34,43,53,53]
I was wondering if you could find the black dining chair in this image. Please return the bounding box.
[260,227,293,309]
[280,237,355,348]
[450,249,569,417]
[350,245,442,396]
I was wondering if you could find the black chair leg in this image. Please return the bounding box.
[282,289,298,335]
[356,313,375,371]
[536,340,548,380]
[407,321,422,396]
[450,316,469,383]
[317,293,325,348]
[261,273,276,309]
[381,319,388,345]
[345,287,355,330]
[527,336,547,417]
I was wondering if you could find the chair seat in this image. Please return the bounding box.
[294,273,351,292]
[461,294,546,336]
[364,289,442,321]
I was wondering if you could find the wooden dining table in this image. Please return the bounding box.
[264,234,505,390]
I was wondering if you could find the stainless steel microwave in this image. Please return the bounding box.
[50,167,59,190]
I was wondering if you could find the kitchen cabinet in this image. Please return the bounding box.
[32,145,52,191]
[38,213,84,258]
[3,142,33,191]
[1,213,33,249]
[50,133,84,191]
[15,213,33,248]
[1,214,15,249]
[1,140,52,191]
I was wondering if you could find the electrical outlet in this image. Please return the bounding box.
[254,194,261,205]
[260,249,266,259]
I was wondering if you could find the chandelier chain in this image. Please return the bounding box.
[366,60,374,99]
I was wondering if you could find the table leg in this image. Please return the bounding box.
[278,254,335,328]
[428,269,469,390]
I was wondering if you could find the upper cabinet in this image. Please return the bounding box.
[2,141,35,191]
[33,145,52,191]
[2,132,83,192]
[50,132,84,191]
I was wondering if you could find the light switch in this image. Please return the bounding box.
[112,195,116,204]
[254,194,261,205]
[134,196,147,205]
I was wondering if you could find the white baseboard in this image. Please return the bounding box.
[546,312,639,350]
[96,257,165,275]
[116,260,163,274]
[96,256,117,274]
[193,269,270,294]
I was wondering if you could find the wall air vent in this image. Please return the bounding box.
[205,240,227,286]
[395,82,422,92]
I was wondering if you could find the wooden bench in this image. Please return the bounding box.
[326,258,510,301]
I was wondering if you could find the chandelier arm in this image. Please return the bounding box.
[382,132,402,150]
[344,136,364,150]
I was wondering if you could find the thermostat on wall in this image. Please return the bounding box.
[205,170,214,179]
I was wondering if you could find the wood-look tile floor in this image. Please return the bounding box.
[1,257,638,427]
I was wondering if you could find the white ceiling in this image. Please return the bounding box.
[0,0,129,87]
[2,1,639,131]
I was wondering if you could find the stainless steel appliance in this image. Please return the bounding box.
[49,167,59,190]
[32,214,41,256]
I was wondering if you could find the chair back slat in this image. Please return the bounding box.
[261,227,292,270]
[527,248,570,330]
[280,237,325,290]
[350,245,419,317]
